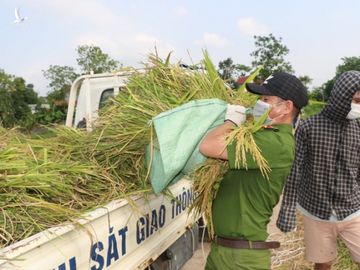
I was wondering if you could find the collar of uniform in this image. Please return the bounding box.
[268,124,293,133]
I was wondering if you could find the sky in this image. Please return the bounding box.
[1,0,360,96]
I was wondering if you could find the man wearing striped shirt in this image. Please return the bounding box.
[277,71,360,269]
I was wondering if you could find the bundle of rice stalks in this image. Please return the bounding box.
[86,51,234,184]
[0,50,266,248]
[269,215,307,269]
[190,159,227,237]
[0,127,7,146]
[0,128,23,149]
[0,127,131,248]
[226,109,270,177]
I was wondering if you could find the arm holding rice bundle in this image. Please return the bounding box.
[198,72,308,270]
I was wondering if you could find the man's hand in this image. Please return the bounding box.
[225,104,247,126]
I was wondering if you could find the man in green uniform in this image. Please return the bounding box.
[199,72,308,269]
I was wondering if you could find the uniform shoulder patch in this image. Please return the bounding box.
[262,125,279,132]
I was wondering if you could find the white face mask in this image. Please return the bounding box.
[253,99,285,124]
[253,100,271,121]
[346,103,360,120]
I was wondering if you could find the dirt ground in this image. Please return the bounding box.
[181,242,211,270]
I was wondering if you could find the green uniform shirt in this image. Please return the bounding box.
[212,124,295,241]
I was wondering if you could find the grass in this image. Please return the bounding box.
[302,100,326,118]
[274,238,358,270]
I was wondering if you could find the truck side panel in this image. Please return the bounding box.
[0,179,195,270]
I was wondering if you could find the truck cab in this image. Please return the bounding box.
[65,71,131,130]
[0,72,201,270]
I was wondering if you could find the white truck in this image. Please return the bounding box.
[0,72,201,270]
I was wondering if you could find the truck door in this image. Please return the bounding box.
[66,73,129,130]
[76,87,115,128]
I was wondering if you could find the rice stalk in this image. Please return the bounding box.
[190,159,227,238]
[0,51,268,249]
[225,110,271,179]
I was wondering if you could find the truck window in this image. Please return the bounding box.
[99,88,114,110]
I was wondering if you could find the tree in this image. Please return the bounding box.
[218,58,251,88]
[218,58,251,80]
[322,79,335,101]
[0,88,14,127]
[322,56,360,100]
[335,56,360,77]
[309,86,325,101]
[42,45,122,124]
[43,65,78,93]
[298,75,313,91]
[41,65,79,124]
[42,65,78,118]
[76,45,121,74]
[11,78,35,121]
[24,84,39,104]
[250,34,293,79]
[0,69,39,128]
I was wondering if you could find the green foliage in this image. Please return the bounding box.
[218,57,251,88]
[40,45,123,125]
[34,107,66,125]
[0,92,16,127]
[298,75,313,90]
[336,56,360,77]
[76,45,121,74]
[43,65,78,93]
[42,65,78,124]
[322,79,335,101]
[250,34,294,79]
[42,65,78,109]
[303,100,326,118]
[333,239,359,270]
[308,87,325,101]
[25,84,39,103]
[319,57,360,101]
[0,69,39,129]
[11,78,36,119]
[308,78,334,103]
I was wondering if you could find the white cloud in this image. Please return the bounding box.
[175,6,189,16]
[71,32,175,65]
[73,34,119,53]
[237,18,270,36]
[32,0,122,27]
[196,33,229,47]
[134,34,175,58]
[135,34,159,43]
